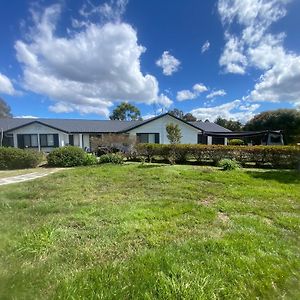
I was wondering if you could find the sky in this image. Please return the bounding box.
[0,0,300,122]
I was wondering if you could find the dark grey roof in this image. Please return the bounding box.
[0,115,230,133]
[190,121,232,132]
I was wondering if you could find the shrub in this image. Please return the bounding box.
[83,153,98,166]
[47,146,88,167]
[0,147,44,170]
[98,153,124,164]
[135,144,300,169]
[228,139,245,146]
[218,159,240,170]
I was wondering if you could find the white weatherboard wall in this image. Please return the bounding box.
[11,122,69,152]
[128,114,202,144]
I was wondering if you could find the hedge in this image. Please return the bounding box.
[0,147,45,170]
[47,146,97,167]
[135,144,300,169]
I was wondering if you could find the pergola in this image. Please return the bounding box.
[203,130,284,145]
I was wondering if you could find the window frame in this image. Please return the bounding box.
[136,133,160,144]
[39,134,56,147]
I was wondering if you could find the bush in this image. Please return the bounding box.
[83,153,98,166]
[98,153,124,164]
[0,147,44,170]
[47,146,92,167]
[135,144,300,169]
[218,159,240,170]
[228,139,245,146]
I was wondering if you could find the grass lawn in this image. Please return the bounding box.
[0,164,299,299]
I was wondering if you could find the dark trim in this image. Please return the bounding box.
[120,113,203,133]
[204,130,283,138]
[6,120,69,134]
[136,132,160,144]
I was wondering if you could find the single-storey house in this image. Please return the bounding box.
[0,113,231,151]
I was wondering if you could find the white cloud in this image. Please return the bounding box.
[191,100,260,123]
[176,83,208,101]
[206,89,226,99]
[193,83,208,93]
[15,115,38,118]
[0,73,16,95]
[15,4,172,116]
[79,0,128,22]
[156,51,181,76]
[218,0,300,107]
[201,40,210,53]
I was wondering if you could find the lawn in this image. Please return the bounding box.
[0,164,299,299]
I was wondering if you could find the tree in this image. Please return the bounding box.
[109,102,142,121]
[168,109,197,121]
[244,109,300,144]
[0,97,12,118]
[166,123,182,144]
[183,113,197,122]
[215,117,243,131]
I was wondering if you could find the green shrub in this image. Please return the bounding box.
[98,153,124,164]
[47,146,88,167]
[228,139,245,146]
[0,147,44,170]
[83,153,98,166]
[135,144,300,169]
[218,159,240,170]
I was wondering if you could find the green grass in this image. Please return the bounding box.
[0,163,299,299]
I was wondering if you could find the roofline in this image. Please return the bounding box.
[5,120,70,134]
[120,113,203,133]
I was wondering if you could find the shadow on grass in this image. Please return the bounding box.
[137,164,168,169]
[246,170,300,184]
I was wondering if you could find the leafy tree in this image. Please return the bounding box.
[215,117,243,131]
[183,113,197,122]
[109,102,142,121]
[244,109,300,144]
[0,97,12,118]
[166,123,182,144]
[168,109,197,121]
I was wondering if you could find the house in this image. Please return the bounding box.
[0,113,231,151]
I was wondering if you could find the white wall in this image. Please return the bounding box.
[128,114,202,144]
[11,122,69,152]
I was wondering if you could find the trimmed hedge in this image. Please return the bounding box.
[135,144,300,169]
[98,153,124,164]
[47,146,97,167]
[0,147,44,170]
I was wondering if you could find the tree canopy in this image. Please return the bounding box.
[109,102,142,121]
[166,123,182,144]
[215,117,243,131]
[0,97,12,118]
[245,109,300,144]
[168,109,197,122]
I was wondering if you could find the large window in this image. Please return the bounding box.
[136,133,159,144]
[40,134,55,147]
[18,134,38,148]
[198,134,208,144]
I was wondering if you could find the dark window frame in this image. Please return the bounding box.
[21,134,39,148]
[40,134,56,147]
[136,133,160,144]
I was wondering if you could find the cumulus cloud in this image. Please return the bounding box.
[201,40,210,53]
[218,0,300,107]
[156,51,181,76]
[191,100,260,123]
[15,3,172,116]
[176,83,208,101]
[206,89,226,99]
[0,73,16,95]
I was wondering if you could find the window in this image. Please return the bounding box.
[212,137,225,145]
[21,134,38,148]
[40,134,56,147]
[2,134,14,147]
[136,133,159,144]
[198,134,208,144]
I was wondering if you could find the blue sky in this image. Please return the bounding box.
[0,0,300,122]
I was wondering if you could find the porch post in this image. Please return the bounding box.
[37,134,41,152]
[79,133,83,149]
